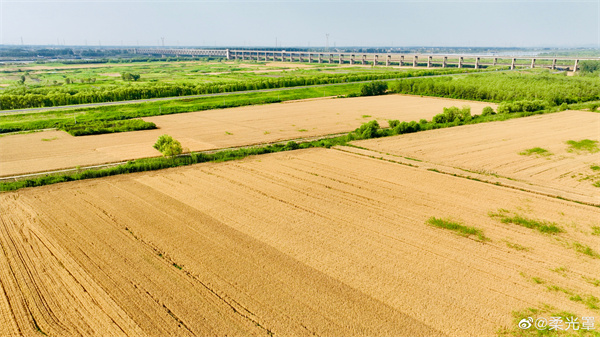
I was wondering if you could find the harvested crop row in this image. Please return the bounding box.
[0,148,597,336]
[354,110,600,200]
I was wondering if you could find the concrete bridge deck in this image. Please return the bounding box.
[134,48,598,72]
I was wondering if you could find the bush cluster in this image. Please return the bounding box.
[432,106,471,123]
[61,119,156,136]
[359,81,388,96]
[496,100,548,114]
[153,134,183,157]
[121,73,141,81]
[388,72,600,106]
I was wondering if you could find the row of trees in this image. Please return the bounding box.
[389,72,600,105]
[0,68,470,110]
[579,60,600,74]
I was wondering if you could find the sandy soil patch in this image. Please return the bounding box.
[353,110,600,203]
[99,72,121,77]
[0,95,495,176]
[1,148,598,336]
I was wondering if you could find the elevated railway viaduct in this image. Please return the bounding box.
[134,48,597,72]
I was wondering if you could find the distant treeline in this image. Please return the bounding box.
[0,48,134,58]
[0,68,474,110]
[389,72,600,105]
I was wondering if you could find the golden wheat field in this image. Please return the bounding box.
[1,145,598,336]
[353,110,600,206]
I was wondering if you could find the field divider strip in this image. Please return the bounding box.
[0,132,350,182]
[333,145,600,208]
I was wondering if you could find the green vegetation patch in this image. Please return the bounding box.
[153,134,183,157]
[572,242,600,259]
[582,276,600,287]
[498,305,599,337]
[426,217,488,241]
[520,147,553,157]
[592,226,600,236]
[61,119,156,136]
[505,240,531,251]
[566,139,599,154]
[570,295,600,310]
[489,209,563,234]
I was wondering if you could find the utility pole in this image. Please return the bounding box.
[161,37,165,47]
[325,33,329,52]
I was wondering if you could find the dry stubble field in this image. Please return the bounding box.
[0,95,494,176]
[1,146,599,336]
[353,110,600,205]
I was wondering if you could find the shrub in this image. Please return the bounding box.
[497,100,549,114]
[432,106,471,124]
[359,81,388,96]
[482,106,494,116]
[121,72,141,81]
[354,120,381,139]
[388,119,400,129]
[393,121,421,135]
[284,141,299,150]
[153,134,183,157]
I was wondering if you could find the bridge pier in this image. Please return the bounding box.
[373,54,378,66]
[339,54,343,64]
[458,56,463,68]
[318,54,322,63]
[350,54,355,65]
[226,49,231,60]
[475,57,480,69]
[427,56,432,68]
[399,55,404,66]
[530,58,535,69]
[329,54,333,63]
[308,53,313,63]
[511,58,516,70]
[413,55,418,67]
[551,58,556,70]
[493,57,497,66]
[386,55,391,66]
[442,56,447,68]
[573,59,579,73]
[281,51,285,62]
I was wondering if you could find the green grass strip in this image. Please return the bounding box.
[489,210,563,234]
[519,147,552,156]
[426,217,488,241]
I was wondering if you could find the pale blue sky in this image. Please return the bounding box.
[2,0,598,47]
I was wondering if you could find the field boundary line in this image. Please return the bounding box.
[0,132,350,182]
[333,145,600,208]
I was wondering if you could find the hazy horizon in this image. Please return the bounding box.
[2,0,599,48]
